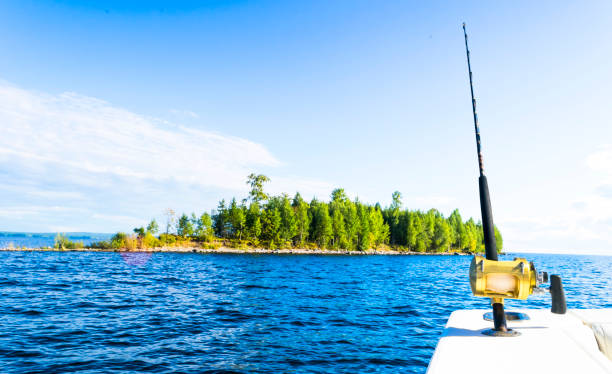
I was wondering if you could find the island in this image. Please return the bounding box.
[38,174,504,255]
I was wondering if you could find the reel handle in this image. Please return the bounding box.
[550,275,567,314]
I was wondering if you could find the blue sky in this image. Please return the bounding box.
[1,1,612,254]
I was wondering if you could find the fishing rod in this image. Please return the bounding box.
[462,23,498,263]
[462,22,507,333]
[462,23,566,337]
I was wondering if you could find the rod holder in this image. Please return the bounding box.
[492,303,508,331]
[482,302,519,336]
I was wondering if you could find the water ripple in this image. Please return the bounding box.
[0,251,610,373]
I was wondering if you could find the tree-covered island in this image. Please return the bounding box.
[55,174,503,254]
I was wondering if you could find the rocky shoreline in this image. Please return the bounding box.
[0,246,473,255]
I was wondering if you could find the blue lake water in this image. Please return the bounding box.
[0,250,611,373]
[0,232,112,248]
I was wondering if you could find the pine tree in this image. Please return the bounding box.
[177,213,194,238]
[433,217,451,252]
[312,202,332,248]
[356,203,371,250]
[293,194,310,246]
[414,213,429,252]
[246,202,262,242]
[343,201,359,250]
[494,225,503,252]
[228,198,246,240]
[146,219,159,235]
[330,188,349,203]
[388,191,402,245]
[465,218,479,252]
[279,195,297,244]
[246,173,270,203]
[406,212,419,250]
[196,212,214,241]
[213,200,229,238]
[448,209,463,249]
[369,207,389,248]
[261,207,281,245]
[331,208,347,248]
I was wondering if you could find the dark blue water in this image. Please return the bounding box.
[0,251,611,373]
[0,232,112,248]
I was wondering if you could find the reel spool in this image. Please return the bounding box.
[469,256,541,302]
[469,256,565,336]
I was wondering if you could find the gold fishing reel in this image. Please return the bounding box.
[469,255,545,304]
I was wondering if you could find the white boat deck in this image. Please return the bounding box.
[427,309,612,374]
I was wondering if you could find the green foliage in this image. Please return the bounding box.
[331,188,349,203]
[494,225,503,252]
[177,213,194,238]
[133,227,145,238]
[89,240,111,249]
[261,206,282,244]
[159,233,177,246]
[433,218,451,252]
[331,208,347,248]
[405,212,420,250]
[311,200,333,248]
[356,202,371,250]
[213,200,231,238]
[142,231,161,248]
[343,202,358,250]
[228,198,246,240]
[465,219,479,252]
[293,194,310,246]
[146,219,159,235]
[195,212,214,241]
[387,191,403,245]
[110,174,504,254]
[246,202,262,243]
[110,232,128,249]
[370,207,389,248]
[279,195,297,243]
[246,173,270,203]
[54,233,84,250]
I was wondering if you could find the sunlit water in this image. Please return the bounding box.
[0,251,610,373]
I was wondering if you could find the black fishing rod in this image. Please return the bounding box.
[462,23,498,262]
[462,23,506,332]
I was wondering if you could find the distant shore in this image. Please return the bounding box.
[0,246,473,255]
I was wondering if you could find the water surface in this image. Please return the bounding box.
[0,232,111,248]
[0,251,610,373]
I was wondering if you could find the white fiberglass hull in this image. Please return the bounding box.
[427,309,612,374]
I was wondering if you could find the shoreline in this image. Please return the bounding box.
[0,246,474,256]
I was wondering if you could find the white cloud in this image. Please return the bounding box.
[497,148,612,255]
[91,213,143,227]
[0,80,338,232]
[0,81,280,192]
[0,205,82,219]
[169,109,200,119]
[0,183,85,200]
[499,196,612,255]
[586,145,612,175]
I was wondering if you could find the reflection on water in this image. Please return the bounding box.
[120,252,152,267]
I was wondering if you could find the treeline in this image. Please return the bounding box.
[79,174,502,253]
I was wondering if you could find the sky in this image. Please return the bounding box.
[0,1,611,255]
